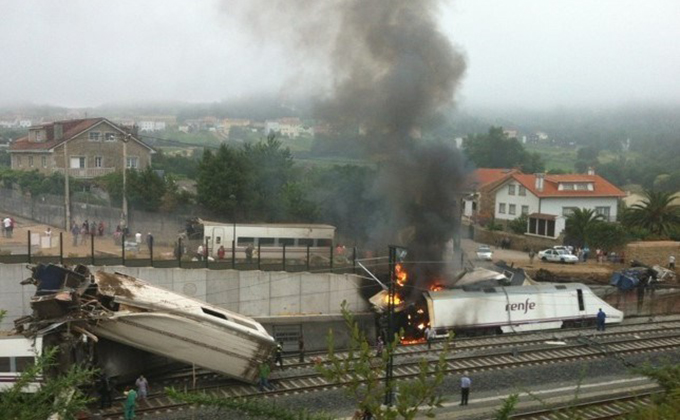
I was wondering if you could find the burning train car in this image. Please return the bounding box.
[15,264,276,383]
[371,262,623,339]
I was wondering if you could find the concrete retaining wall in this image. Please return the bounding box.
[0,264,372,350]
[0,188,187,244]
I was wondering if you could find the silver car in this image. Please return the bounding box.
[476,245,493,261]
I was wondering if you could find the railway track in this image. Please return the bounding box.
[149,318,680,387]
[96,329,680,418]
[509,391,659,419]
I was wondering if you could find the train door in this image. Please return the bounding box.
[273,325,301,353]
[576,288,587,325]
[212,227,227,255]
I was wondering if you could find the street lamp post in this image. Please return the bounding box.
[121,134,131,230]
[63,141,70,230]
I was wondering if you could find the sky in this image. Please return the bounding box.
[1,0,679,109]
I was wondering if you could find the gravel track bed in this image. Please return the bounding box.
[141,348,680,420]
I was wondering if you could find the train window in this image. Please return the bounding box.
[215,236,221,245]
[201,307,227,320]
[483,288,496,293]
[15,357,35,372]
[280,238,295,246]
[238,237,254,246]
[0,357,10,372]
[577,289,585,311]
[298,238,313,247]
[317,239,332,247]
[259,238,275,246]
[555,285,567,289]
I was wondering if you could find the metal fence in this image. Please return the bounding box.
[0,230,362,274]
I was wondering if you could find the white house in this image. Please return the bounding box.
[490,170,625,239]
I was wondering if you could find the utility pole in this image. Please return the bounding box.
[384,246,396,406]
[384,245,407,407]
[121,133,131,229]
[64,141,70,230]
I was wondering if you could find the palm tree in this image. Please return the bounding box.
[565,208,605,247]
[624,190,680,237]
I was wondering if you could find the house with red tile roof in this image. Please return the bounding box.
[9,118,154,179]
[462,168,519,221]
[489,169,625,239]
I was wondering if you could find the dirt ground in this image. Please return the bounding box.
[461,238,619,283]
[0,213,175,259]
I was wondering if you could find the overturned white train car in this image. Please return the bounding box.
[19,264,276,384]
[90,271,275,383]
[426,283,623,334]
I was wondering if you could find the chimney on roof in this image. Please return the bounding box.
[53,123,63,141]
[535,173,545,192]
[587,167,595,176]
[132,124,139,138]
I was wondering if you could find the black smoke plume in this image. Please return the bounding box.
[224,0,468,287]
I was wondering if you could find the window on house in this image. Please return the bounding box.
[518,185,526,196]
[509,204,516,215]
[521,205,529,215]
[562,207,578,217]
[28,156,34,167]
[15,156,21,167]
[595,206,611,219]
[41,156,47,168]
[126,157,138,169]
[104,132,116,141]
[88,132,101,141]
[94,156,103,168]
[70,157,85,169]
[499,203,506,214]
[508,184,516,195]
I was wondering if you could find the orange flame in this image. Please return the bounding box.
[383,293,403,305]
[400,337,425,345]
[395,263,408,287]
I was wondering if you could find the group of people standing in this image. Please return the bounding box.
[97,373,149,419]
[70,219,105,246]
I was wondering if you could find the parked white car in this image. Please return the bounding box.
[476,245,493,261]
[552,245,573,254]
[538,248,579,264]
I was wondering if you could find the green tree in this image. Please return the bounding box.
[564,208,605,247]
[196,144,250,217]
[318,302,449,420]
[586,222,629,251]
[623,190,680,237]
[241,134,296,221]
[463,127,544,172]
[508,214,528,235]
[627,363,680,419]
[127,167,167,211]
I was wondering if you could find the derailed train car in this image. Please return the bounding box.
[16,264,276,384]
[425,283,623,335]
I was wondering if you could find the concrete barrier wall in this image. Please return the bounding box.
[0,264,371,330]
[0,188,187,244]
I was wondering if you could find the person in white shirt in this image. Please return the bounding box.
[460,372,471,406]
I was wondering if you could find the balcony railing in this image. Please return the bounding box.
[53,167,117,178]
